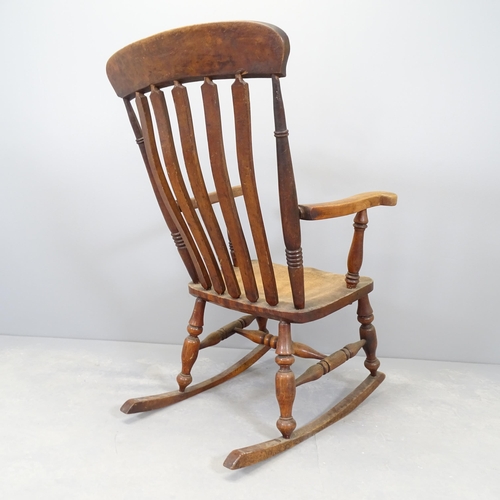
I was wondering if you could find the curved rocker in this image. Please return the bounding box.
[121,344,270,414]
[223,371,385,470]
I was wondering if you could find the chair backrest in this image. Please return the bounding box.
[106,21,304,309]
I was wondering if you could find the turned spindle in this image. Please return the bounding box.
[346,209,368,289]
[295,339,366,387]
[199,315,254,349]
[235,328,326,360]
[275,322,296,439]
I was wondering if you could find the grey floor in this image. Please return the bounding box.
[1,334,499,499]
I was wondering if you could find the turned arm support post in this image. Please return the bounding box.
[298,192,397,289]
[346,209,368,289]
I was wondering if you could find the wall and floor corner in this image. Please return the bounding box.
[1,2,499,361]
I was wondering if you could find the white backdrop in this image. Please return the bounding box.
[1,0,499,363]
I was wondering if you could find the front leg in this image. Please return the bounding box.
[177,298,206,392]
[357,294,380,376]
[275,321,296,439]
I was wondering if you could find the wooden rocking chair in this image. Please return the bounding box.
[106,21,397,469]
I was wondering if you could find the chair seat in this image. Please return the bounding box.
[189,261,373,323]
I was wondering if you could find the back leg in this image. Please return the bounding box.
[177,298,206,391]
[357,294,380,376]
[257,317,269,333]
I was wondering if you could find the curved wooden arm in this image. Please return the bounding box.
[298,191,397,220]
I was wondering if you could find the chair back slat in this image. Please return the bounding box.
[134,92,212,289]
[272,75,304,309]
[172,82,238,296]
[201,78,259,302]
[149,86,239,297]
[108,22,308,309]
[123,99,200,284]
[232,76,279,306]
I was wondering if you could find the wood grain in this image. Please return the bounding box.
[299,191,397,220]
[123,98,199,283]
[135,92,211,289]
[232,75,278,305]
[201,77,258,302]
[107,21,289,98]
[189,261,373,323]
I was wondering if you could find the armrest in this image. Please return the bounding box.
[298,191,397,220]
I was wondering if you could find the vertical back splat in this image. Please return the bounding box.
[134,93,211,289]
[232,75,279,306]
[201,77,258,302]
[149,86,240,298]
[123,98,200,284]
[172,81,234,296]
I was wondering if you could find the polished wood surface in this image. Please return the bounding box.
[295,340,366,387]
[107,21,397,469]
[189,260,374,323]
[233,75,279,305]
[106,21,289,98]
[346,209,368,288]
[299,191,397,220]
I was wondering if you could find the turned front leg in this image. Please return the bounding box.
[275,321,296,439]
[357,295,380,376]
[177,298,206,392]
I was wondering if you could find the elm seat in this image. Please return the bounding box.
[106,20,397,469]
[189,262,374,323]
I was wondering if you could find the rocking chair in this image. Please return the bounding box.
[106,21,397,469]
